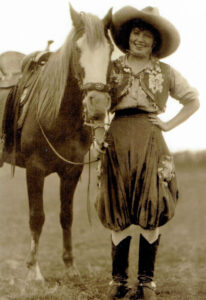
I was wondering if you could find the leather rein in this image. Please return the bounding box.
[37,82,110,166]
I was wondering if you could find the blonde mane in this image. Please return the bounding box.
[31,13,106,126]
[35,30,74,123]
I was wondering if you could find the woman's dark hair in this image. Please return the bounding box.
[117,19,162,54]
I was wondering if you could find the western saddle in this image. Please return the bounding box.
[0,41,53,166]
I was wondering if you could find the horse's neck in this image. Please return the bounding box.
[57,73,84,131]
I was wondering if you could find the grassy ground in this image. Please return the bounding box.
[0,163,206,299]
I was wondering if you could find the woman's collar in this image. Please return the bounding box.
[119,54,159,75]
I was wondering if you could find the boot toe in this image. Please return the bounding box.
[140,281,157,300]
[108,280,129,299]
[127,281,157,300]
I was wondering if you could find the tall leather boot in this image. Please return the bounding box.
[108,236,131,300]
[137,234,160,300]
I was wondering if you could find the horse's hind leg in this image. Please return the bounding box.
[58,166,83,276]
[25,163,45,282]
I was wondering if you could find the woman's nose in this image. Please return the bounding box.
[136,33,144,41]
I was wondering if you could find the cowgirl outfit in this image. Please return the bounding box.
[95,6,199,300]
[96,55,198,231]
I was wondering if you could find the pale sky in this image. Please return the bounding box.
[0,0,205,152]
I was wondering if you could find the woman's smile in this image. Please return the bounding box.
[133,42,148,49]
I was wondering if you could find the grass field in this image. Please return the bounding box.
[0,162,206,299]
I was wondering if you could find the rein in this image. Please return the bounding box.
[37,115,100,166]
[37,110,105,227]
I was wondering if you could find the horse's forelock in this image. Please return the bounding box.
[81,13,106,49]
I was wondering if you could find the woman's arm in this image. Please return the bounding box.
[149,98,200,131]
[149,66,200,131]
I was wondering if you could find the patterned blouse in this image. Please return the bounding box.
[109,55,198,113]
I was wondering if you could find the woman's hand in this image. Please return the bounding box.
[148,114,170,131]
[148,99,200,132]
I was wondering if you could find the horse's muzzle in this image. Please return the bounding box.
[83,90,111,121]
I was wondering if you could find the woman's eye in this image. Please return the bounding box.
[132,30,140,35]
[144,32,153,38]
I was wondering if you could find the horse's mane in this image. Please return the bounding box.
[33,13,106,126]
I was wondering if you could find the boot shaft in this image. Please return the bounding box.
[112,235,131,281]
[138,234,160,282]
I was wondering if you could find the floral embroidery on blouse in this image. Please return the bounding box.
[111,56,165,95]
[109,56,170,112]
[148,73,164,93]
[145,60,164,94]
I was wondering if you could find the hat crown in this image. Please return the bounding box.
[142,6,160,16]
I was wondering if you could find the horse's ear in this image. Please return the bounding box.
[102,7,113,30]
[69,3,82,28]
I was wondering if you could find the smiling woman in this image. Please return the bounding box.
[128,27,155,58]
[93,4,200,299]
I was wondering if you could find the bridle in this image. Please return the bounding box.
[81,82,111,93]
[37,30,113,166]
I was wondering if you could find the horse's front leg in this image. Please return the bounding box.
[58,166,83,276]
[26,163,45,282]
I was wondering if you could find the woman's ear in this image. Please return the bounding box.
[153,40,157,48]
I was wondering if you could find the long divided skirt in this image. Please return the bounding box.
[96,110,179,231]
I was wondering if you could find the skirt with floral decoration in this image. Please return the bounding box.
[95,109,179,231]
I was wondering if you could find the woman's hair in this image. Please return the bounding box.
[117,19,162,55]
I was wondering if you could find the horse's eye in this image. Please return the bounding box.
[74,43,81,53]
[89,95,94,102]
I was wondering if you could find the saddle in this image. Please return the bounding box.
[0,50,52,166]
[0,51,25,88]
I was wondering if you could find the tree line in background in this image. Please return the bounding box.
[173,149,206,168]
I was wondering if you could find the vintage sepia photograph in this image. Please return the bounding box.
[0,0,205,299]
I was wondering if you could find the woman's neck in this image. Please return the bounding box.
[126,54,151,74]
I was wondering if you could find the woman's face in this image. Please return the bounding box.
[128,26,154,58]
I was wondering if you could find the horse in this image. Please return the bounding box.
[1,5,113,281]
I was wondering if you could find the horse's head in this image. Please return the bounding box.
[69,5,113,123]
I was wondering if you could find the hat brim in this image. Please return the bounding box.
[111,6,180,58]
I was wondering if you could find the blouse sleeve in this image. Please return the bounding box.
[169,67,199,105]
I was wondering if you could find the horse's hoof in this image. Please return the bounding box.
[65,263,80,277]
[26,263,45,282]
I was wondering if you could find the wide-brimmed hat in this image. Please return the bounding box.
[111,6,180,58]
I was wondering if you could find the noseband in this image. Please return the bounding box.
[81,82,111,93]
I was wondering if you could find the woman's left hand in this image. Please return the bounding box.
[148,114,170,131]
